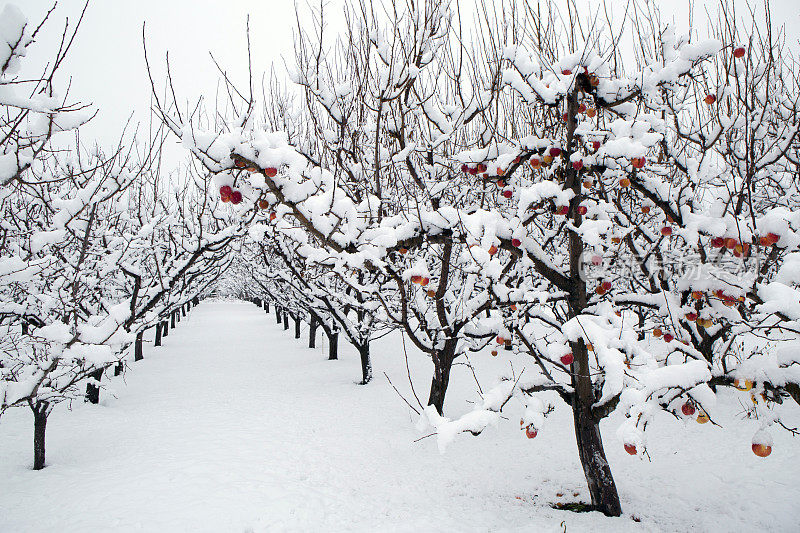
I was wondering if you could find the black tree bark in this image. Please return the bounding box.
[294,316,301,339]
[357,343,372,384]
[283,311,289,330]
[86,368,104,404]
[170,311,176,329]
[31,401,49,470]
[162,320,169,337]
[154,322,162,346]
[328,329,339,360]
[309,313,318,348]
[275,306,282,324]
[427,338,458,414]
[134,331,144,361]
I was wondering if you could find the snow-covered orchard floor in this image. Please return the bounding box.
[1,301,798,532]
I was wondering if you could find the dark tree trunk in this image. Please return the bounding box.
[31,401,49,470]
[154,322,162,347]
[182,304,186,316]
[114,361,123,376]
[162,320,169,337]
[170,311,176,329]
[134,331,144,362]
[264,301,270,313]
[176,309,181,323]
[283,311,289,330]
[309,313,318,348]
[570,342,622,516]
[427,338,458,414]
[22,321,29,335]
[275,306,282,324]
[86,368,104,404]
[294,316,301,339]
[328,329,339,360]
[193,296,199,305]
[357,343,372,384]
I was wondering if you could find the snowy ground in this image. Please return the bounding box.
[1,301,798,532]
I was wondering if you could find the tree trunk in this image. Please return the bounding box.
[154,322,162,347]
[86,368,104,404]
[22,321,29,335]
[283,311,289,330]
[134,331,144,361]
[162,320,169,337]
[572,385,622,516]
[193,296,199,306]
[31,401,49,470]
[114,361,123,376]
[265,301,270,313]
[294,316,301,339]
[427,338,457,414]
[309,313,318,348]
[275,306,282,324]
[170,311,176,329]
[176,309,181,323]
[358,343,372,384]
[328,329,339,360]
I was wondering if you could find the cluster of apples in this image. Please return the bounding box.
[410,275,430,286]
[219,185,243,205]
[233,157,279,178]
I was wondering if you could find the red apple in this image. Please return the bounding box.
[502,189,513,199]
[410,275,422,284]
[530,158,542,169]
[681,402,696,416]
[258,199,269,209]
[477,163,487,173]
[767,232,780,244]
[752,443,772,457]
[488,245,498,256]
[578,103,587,113]
[511,238,522,248]
[496,335,505,344]
[726,238,737,249]
[685,312,698,321]
[663,333,674,342]
[631,157,646,169]
[264,167,278,178]
[560,353,574,365]
[602,281,612,291]
[230,190,243,204]
[641,206,650,214]
[653,327,663,337]
[619,178,631,188]
[220,185,233,198]
[269,212,277,221]
[661,226,673,236]
[592,140,601,150]
[491,350,498,357]
[561,69,572,75]
[420,277,430,286]
[572,160,583,170]
[556,205,569,215]
[587,108,597,118]
[525,426,538,439]
[711,237,725,248]
[704,94,717,105]
[733,47,745,58]
[624,443,637,455]
[577,205,587,215]
[549,147,562,157]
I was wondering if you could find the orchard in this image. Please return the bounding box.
[1,0,799,530]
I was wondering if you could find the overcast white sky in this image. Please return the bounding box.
[4,0,799,162]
